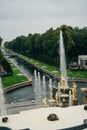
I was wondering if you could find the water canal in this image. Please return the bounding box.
[4,56,87,105]
[5,56,53,104]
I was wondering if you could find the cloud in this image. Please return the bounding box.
[0,0,87,42]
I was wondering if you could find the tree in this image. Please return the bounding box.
[4,25,87,67]
[0,36,3,62]
[61,25,75,60]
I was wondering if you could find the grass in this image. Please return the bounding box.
[3,48,87,81]
[67,69,87,78]
[2,58,28,88]
[18,54,61,76]
[18,54,87,79]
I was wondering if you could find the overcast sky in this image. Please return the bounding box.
[0,0,87,42]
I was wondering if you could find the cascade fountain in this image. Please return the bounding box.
[0,33,86,130]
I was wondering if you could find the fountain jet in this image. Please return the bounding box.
[0,77,7,116]
[59,30,68,89]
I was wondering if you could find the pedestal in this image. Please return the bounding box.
[61,98,68,107]
[60,94,69,107]
[72,98,78,105]
[83,96,87,104]
[80,88,87,104]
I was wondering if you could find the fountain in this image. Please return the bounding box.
[58,82,61,105]
[49,78,54,106]
[37,72,42,103]
[59,30,68,88]
[34,70,42,104]
[34,70,38,102]
[42,75,49,107]
[49,79,52,99]
[42,75,46,98]
[69,90,72,106]
[59,30,69,107]
[0,76,8,122]
[55,91,59,106]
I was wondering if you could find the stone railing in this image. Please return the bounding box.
[4,81,32,93]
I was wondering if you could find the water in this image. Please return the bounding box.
[58,82,61,105]
[59,31,68,87]
[42,75,46,98]
[0,77,7,116]
[4,57,54,103]
[4,55,87,105]
[34,70,52,104]
[49,78,53,106]
[69,90,72,106]
[34,70,38,102]
[37,72,42,103]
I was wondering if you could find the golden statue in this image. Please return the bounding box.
[72,83,77,100]
[61,76,66,89]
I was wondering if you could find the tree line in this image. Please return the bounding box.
[4,25,87,67]
[0,37,12,75]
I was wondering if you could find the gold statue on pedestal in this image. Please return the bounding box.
[61,76,66,90]
[80,88,87,104]
[72,83,78,105]
[72,83,77,100]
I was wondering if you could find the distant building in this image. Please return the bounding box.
[78,55,87,69]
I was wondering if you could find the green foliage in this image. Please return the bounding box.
[4,25,87,67]
[1,58,12,74]
[0,36,3,46]
[68,69,87,78]
[2,63,27,88]
[0,37,4,62]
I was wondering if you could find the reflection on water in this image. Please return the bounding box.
[4,56,87,105]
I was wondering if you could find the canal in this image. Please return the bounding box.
[5,56,54,104]
[4,56,87,105]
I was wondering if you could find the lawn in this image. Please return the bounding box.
[3,48,87,84]
[18,54,87,79]
[2,59,28,88]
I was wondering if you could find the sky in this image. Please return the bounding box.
[0,0,87,43]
